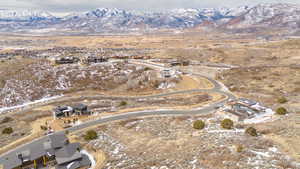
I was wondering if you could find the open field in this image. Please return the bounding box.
[73,115,299,168]
[217,67,300,106]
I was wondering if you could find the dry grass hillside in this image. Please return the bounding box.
[75,116,299,168]
[0,57,179,107]
[217,67,300,106]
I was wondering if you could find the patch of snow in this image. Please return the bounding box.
[66,162,75,169]
[27,28,58,33]
[217,80,231,92]
[158,82,176,89]
[244,108,276,124]
[0,95,63,113]
[207,129,245,133]
[159,166,169,169]
[269,147,279,153]
[81,150,96,169]
[251,103,266,111]
[112,146,121,154]
[250,150,271,158]
[56,75,71,90]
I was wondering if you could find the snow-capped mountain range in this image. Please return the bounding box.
[225,3,300,30]
[0,9,55,21]
[0,3,299,33]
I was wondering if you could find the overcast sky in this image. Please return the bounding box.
[1,0,300,15]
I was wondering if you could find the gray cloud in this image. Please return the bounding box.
[2,0,300,13]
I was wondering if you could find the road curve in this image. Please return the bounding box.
[0,60,236,160]
[66,60,236,132]
[66,61,236,132]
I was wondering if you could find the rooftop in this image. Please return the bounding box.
[0,132,90,169]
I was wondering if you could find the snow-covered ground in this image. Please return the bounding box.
[244,108,277,124]
[207,129,245,133]
[0,95,62,114]
[158,82,176,89]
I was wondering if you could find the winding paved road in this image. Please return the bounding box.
[67,60,236,132]
[0,60,236,162]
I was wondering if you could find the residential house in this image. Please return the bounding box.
[53,106,74,118]
[0,133,91,169]
[82,56,108,64]
[169,59,189,67]
[72,104,89,116]
[223,98,264,121]
[53,104,90,119]
[161,69,172,78]
[55,57,79,64]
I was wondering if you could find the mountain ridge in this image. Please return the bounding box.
[0,3,299,34]
[0,9,55,21]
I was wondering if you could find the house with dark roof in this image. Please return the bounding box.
[168,59,189,67]
[0,133,91,169]
[53,104,90,119]
[72,104,89,116]
[55,57,79,64]
[81,56,108,64]
[53,106,74,118]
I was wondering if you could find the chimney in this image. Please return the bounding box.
[17,153,24,163]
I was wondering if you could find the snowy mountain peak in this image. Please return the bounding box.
[170,8,200,13]
[0,9,55,21]
[257,3,300,8]
[85,8,130,18]
[223,3,300,31]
